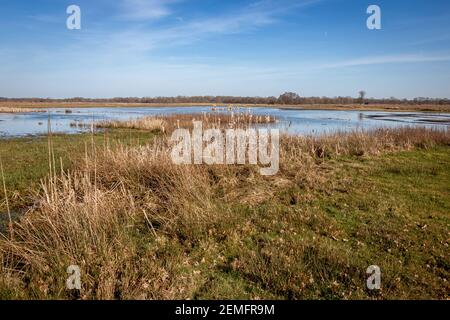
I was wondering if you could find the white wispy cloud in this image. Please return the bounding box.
[2,0,327,75]
[15,0,323,59]
[4,1,310,70]
[221,53,450,80]
[109,9,274,51]
[105,0,320,53]
[319,54,450,69]
[27,14,61,24]
[119,0,179,21]
[407,34,450,46]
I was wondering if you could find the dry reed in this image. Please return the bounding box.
[0,107,44,113]
[81,112,276,134]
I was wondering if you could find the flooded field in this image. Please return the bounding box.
[0,106,449,137]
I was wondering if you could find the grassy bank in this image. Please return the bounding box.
[0,124,449,300]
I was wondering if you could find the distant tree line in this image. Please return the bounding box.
[0,92,449,105]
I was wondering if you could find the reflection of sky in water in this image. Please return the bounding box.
[0,107,449,137]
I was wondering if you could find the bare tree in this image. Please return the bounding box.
[358,91,367,104]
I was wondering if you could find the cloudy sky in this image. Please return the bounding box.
[1,0,449,98]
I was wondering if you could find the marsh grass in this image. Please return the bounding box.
[0,121,449,299]
[86,112,276,134]
[0,107,44,113]
[0,130,158,214]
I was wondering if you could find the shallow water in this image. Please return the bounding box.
[0,106,449,137]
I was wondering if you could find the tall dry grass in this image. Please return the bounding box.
[0,107,44,113]
[89,112,276,134]
[0,125,449,299]
[96,117,166,132]
[282,127,450,160]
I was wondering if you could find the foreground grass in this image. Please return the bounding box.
[0,129,157,212]
[0,127,449,300]
[182,147,450,299]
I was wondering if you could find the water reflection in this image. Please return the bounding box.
[0,106,448,137]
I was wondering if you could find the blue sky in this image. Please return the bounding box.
[0,0,449,98]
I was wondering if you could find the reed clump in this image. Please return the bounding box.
[0,107,44,113]
[96,117,166,133]
[282,127,450,161]
[86,112,276,134]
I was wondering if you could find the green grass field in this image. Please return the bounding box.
[172,147,450,299]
